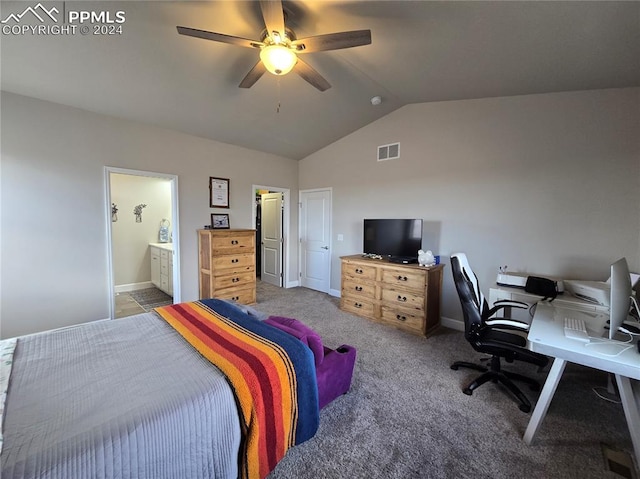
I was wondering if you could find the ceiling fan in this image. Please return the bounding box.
[176,0,372,92]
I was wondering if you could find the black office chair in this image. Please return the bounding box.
[450,253,549,412]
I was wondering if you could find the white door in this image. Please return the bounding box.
[261,192,283,286]
[300,189,331,293]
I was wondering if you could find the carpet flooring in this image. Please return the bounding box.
[252,281,635,479]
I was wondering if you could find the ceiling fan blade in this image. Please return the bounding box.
[177,26,263,49]
[259,0,286,40]
[239,61,267,89]
[294,59,331,92]
[292,30,371,53]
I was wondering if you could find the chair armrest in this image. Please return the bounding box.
[485,319,530,331]
[493,299,528,309]
[487,300,528,318]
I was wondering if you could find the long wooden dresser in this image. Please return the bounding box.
[198,229,256,305]
[340,255,445,336]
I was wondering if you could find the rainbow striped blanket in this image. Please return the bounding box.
[155,299,319,479]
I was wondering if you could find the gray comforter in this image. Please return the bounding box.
[0,313,241,479]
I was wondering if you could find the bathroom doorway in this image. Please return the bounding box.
[105,167,180,318]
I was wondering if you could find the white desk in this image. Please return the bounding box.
[524,303,640,463]
[489,285,610,318]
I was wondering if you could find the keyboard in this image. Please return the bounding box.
[564,317,590,342]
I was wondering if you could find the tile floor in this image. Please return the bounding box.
[114,292,146,318]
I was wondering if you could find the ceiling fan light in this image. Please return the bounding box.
[260,45,297,76]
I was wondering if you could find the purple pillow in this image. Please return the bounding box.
[265,316,324,367]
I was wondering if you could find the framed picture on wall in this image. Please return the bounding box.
[209,177,230,208]
[211,213,230,229]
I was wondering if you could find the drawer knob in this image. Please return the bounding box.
[231,258,239,263]
[355,286,363,292]
[397,275,408,281]
[397,295,407,302]
[232,277,240,283]
[355,268,363,274]
[231,240,238,245]
[354,302,362,308]
[232,296,239,301]
[396,314,407,322]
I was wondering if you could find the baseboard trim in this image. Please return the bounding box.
[441,316,464,332]
[329,288,341,298]
[285,280,299,288]
[115,281,154,293]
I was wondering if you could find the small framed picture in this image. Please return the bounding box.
[211,213,230,229]
[209,177,230,208]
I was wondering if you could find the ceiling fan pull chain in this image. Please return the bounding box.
[276,78,281,113]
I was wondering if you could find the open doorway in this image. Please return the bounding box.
[105,167,180,318]
[252,185,291,288]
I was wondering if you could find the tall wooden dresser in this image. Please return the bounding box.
[340,255,445,337]
[198,229,256,305]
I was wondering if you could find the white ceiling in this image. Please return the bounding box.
[2,1,639,160]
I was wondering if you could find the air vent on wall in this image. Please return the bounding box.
[377,142,400,161]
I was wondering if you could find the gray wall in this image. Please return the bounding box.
[1,92,299,338]
[2,88,638,337]
[299,88,640,324]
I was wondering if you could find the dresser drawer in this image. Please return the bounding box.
[211,234,255,254]
[381,288,425,312]
[381,306,425,334]
[381,268,426,290]
[214,286,256,305]
[212,271,256,290]
[212,253,255,272]
[342,262,377,281]
[340,297,375,317]
[342,278,376,299]
[160,275,170,293]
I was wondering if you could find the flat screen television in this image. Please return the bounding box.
[363,219,423,259]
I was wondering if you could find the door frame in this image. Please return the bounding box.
[105,167,181,318]
[298,187,332,293]
[251,184,292,287]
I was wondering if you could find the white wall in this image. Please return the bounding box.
[111,173,172,288]
[0,92,299,339]
[299,88,640,323]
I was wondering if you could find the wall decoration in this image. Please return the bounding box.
[111,203,118,222]
[211,213,230,229]
[209,177,230,208]
[133,203,147,222]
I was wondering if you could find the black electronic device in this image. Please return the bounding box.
[363,219,423,260]
[389,256,419,264]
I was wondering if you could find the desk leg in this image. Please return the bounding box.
[523,358,567,445]
[615,375,640,464]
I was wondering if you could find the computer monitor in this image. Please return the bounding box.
[609,257,632,340]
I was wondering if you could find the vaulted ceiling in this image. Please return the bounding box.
[2,1,638,159]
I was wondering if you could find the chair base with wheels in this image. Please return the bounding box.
[451,356,542,413]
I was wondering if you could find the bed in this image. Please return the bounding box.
[0,299,319,479]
